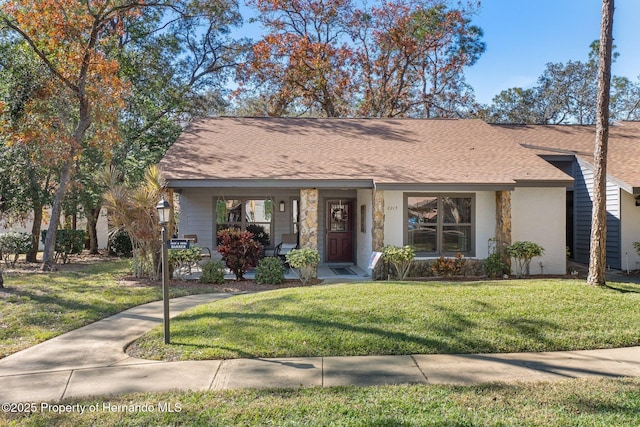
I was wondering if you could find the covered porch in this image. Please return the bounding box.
[171,183,386,271]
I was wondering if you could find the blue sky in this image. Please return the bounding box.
[235,0,640,105]
[466,0,640,104]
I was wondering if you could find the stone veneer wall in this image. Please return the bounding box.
[495,190,512,268]
[372,190,385,251]
[299,188,319,251]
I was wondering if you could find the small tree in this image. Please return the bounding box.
[286,248,320,285]
[506,241,545,278]
[381,245,415,280]
[217,229,262,280]
[484,237,510,278]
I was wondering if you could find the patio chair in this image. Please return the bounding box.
[274,233,298,265]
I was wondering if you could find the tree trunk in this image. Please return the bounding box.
[42,159,74,271]
[27,204,43,263]
[587,0,614,287]
[86,206,101,254]
[0,269,3,288]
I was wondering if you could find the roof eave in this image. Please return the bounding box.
[166,178,375,189]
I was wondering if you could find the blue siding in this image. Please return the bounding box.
[573,158,621,269]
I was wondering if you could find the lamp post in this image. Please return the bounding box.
[156,195,171,344]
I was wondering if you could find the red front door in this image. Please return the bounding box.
[326,200,353,263]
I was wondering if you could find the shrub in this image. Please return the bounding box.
[286,248,320,285]
[381,245,415,280]
[0,232,32,267]
[483,252,510,278]
[431,253,467,277]
[246,224,270,248]
[110,229,133,257]
[41,229,86,264]
[200,260,227,284]
[506,241,545,277]
[633,242,640,258]
[255,256,286,285]
[216,229,262,280]
[168,246,203,279]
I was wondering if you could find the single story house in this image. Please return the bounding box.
[158,117,574,275]
[494,121,640,271]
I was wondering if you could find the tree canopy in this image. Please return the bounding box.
[237,0,484,118]
[0,0,247,269]
[481,42,640,124]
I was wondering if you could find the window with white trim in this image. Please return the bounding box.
[215,198,273,247]
[406,194,474,256]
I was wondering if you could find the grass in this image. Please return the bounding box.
[128,279,640,360]
[2,378,640,426]
[0,259,222,358]
[2,271,639,425]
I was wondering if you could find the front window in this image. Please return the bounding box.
[406,195,473,256]
[216,198,273,247]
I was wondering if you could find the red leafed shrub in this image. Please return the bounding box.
[431,253,467,278]
[216,229,263,280]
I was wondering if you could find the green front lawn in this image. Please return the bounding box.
[128,279,640,361]
[3,378,640,426]
[0,259,221,358]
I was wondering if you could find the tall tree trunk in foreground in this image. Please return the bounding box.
[86,206,101,254]
[27,204,43,263]
[587,0,614,286]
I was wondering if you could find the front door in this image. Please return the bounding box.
[326,200,354,263]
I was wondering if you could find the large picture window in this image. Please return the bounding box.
[216,198,273,247]
[406,195,474,256]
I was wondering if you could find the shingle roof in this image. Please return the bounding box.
[159,117,572,187]
[492,121,640,192]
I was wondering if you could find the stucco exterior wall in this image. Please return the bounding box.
[356,189,374,270]
[383,191,404,247]
[621,190,640,271]
[511,187,566,275]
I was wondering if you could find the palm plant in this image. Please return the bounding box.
[102,165,166,279]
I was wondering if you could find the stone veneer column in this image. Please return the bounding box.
[299,188,319,251]
[372,189,385,251]
[495,190,512,268]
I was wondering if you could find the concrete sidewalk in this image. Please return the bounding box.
[1,293,639,403]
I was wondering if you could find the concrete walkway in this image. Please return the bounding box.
[1,293,639,403]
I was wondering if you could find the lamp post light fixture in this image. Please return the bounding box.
[156,195,171,344]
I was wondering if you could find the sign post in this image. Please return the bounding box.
[168,239,190,250]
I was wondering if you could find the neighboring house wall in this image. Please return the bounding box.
[511,187,566,275]
[0,208,109,250]
[621,190,640,271]
[573,158,622,269]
